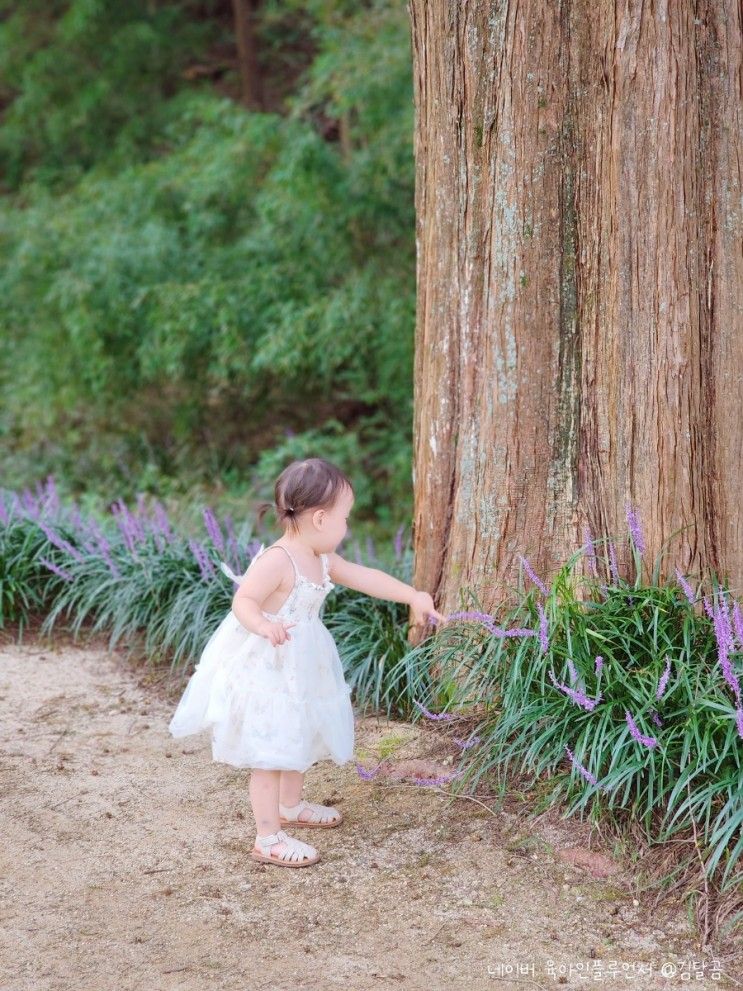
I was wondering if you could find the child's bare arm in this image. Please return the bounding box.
[231,553,296,645]
[327,552,446,628]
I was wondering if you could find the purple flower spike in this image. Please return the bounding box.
[444,610,535,639]
[565,745,598,786]
[86,518,110,556]
[83,530,117,576]
[595,655,604,676]
[43,475,60,515]
[650,709,663,728]
[152,501,175,543]
[518,555,550,597]
[355,761,384,780]
[656,655,672,700]
[394,524,405,559]
[412,770,463,787]
[736,707,743,741]
[189,539,216,582]
[548,669,602,711]
[93,529,121,578]
[491,626,538,639]
[625,502,645,555]
[413,700,456,721]
[703,595,715,621]
[625,710,658,748]
[20,488,40,519]
[68,504,83,532]
[452,734,481,750]
[202,507,225,554]
[111,500,141,553]
[583,525,598,577]
[448,609,496,626]
[566,658,579,685]
[111,499,145,545]
[39,557,74,582]
[675,568,696,605]
[537,602,549,653]
[720,588,733,633]
[608,542,619,583]
[712,595,742,701]
[4,492,20,523]
[37,521,85,562]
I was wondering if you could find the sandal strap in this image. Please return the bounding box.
[278,799,309,819]
[255,831,282,850]
[279,799,340,822]
[255,828,316,860]
[280,831,316,856]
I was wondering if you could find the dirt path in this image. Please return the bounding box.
[0,635,739,991]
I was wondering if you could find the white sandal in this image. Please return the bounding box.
[278,798,343,828]
[250,829,320,867]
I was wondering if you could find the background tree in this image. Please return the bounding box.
[231,0,264,109]
[407,0,743,636]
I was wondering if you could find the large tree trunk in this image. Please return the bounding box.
[406,0,743,643]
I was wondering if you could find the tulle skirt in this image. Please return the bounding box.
[168,609,355,772]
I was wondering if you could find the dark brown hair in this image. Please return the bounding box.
[256,458,354,535]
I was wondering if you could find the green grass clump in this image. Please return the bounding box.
[398,518,742,947]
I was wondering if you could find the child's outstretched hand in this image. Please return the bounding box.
[409,590,446,630]
[257,619,297,646]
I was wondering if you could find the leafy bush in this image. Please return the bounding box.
[0,0,415,524]
[399,508,743,944]
[0,476,415,678]
[0,0,215,190]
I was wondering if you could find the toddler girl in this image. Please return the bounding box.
[168,456,444,868]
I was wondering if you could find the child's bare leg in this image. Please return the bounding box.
[249,768,316,861]
[279,769,341,824]
[249,768,281,834]
[278,769,305,808]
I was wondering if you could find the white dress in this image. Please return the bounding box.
[168,542,355,773]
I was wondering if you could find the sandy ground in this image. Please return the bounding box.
[0,633,741,991]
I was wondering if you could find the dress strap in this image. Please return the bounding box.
[263,543,300,584]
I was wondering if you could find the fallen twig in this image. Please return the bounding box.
[47,724,72,753]
[373,778,501,817]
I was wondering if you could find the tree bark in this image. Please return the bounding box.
[231,0,264,111]
[406,0,743,643]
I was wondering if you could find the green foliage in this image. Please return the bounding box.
[324,542,421,718]
[0,478,416,679]
[0,0,415,527]
[401,532,743,936]
[0,0,216,190]
[0,503,48,630]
